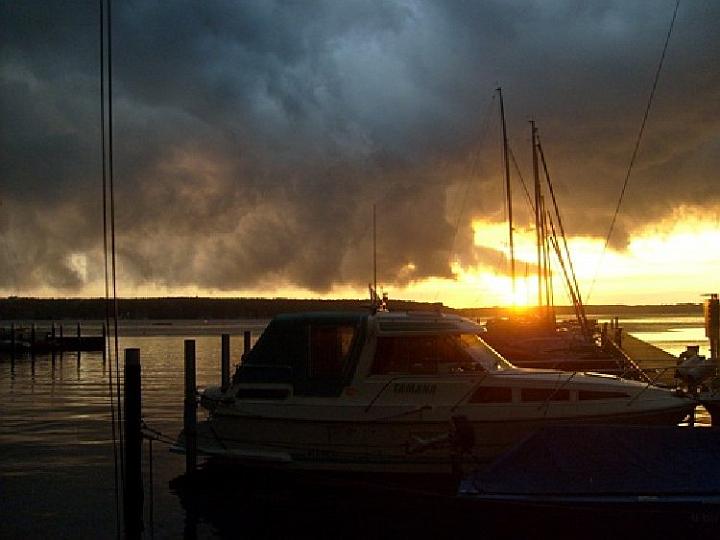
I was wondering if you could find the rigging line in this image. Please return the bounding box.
[100,0,120,535]
[547,213,581,320]
[434,92,496,303]
[508,146,534,213]
[586,0,680,303]
[106,0,125,488]
[537,136,587,330]
[448,92,496,262]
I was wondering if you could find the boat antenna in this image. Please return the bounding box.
[497,87,515,301]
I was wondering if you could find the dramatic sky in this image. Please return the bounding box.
[1,0,719,307]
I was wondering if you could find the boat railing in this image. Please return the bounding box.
[364,375,420,412]
[626,367,675,406]
[537,371,578,413]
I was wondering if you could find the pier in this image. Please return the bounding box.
[0,323,105,354]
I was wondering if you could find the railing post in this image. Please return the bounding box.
[221,334,230,390]
[123,348,143,537]
[184,339,197,474]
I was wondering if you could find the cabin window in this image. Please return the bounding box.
[521,388,570,402]
[469,386,513,403]
[578,390,628,400]
[371,335,474,375]
[309,324,356,379]
[240,315,366,396]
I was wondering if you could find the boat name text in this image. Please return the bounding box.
[393,383,437,395]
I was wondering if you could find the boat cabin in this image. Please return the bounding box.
[232,311,509,397]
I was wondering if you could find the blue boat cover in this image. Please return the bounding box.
[462,425,720,495]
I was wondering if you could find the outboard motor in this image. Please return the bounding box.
[676,345,714,391]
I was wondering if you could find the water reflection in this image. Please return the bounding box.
[0,317,714,538]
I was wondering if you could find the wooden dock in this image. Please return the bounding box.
[615,331,678,385]
[0,323,105,353]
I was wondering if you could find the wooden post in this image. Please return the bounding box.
[51,322,56,339]
[59,323,64,340]
[123,348,143,537]
[10,322,15,353]
[184,339,197,474]
[221,334,230,391]
[243,330,251,357]
[31,323,36,350]
[102,323,107,364]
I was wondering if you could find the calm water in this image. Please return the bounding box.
[0,316,713,538]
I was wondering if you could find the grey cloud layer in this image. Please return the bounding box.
[1,0,718,293]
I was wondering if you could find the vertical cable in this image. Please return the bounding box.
[100,0,121,537]
[106,0,125,489]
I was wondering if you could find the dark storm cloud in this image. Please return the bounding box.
[1,0,718,294]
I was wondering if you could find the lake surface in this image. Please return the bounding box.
[0,315,713,538]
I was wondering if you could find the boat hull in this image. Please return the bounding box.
[187,402,695,474]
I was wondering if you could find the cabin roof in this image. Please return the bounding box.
[273,311,367,324]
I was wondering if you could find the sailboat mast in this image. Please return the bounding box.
[531,120,542,309]
[373,203,377,304]
[498,87,515,300]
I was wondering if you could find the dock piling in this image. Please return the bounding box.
[221,334,230,391]
[123,348,143,537]
[243,330,251,357]
[102,323,107,364]
[184,339,197,475]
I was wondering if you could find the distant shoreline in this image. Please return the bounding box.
[0,297,703,321]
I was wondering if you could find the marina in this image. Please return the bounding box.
[1,310,718,538]
[3,0,720,538]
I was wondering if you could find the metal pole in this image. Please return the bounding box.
[184,339,197,474]
[531,120,542,310]
[498,87,515,299]
[373,204,377,304]
[123,348,143,537]
[221,333,230,391]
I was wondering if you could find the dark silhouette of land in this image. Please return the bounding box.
[0,296,703,320]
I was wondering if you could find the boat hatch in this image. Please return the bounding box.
[234,312,367,397]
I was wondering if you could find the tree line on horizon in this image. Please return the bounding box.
[0,297,702,321]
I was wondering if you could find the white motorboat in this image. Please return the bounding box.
[180,310,696,475]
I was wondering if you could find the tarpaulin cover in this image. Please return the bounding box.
[462,425,720,495]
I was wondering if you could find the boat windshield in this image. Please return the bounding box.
[459,334,514,371]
